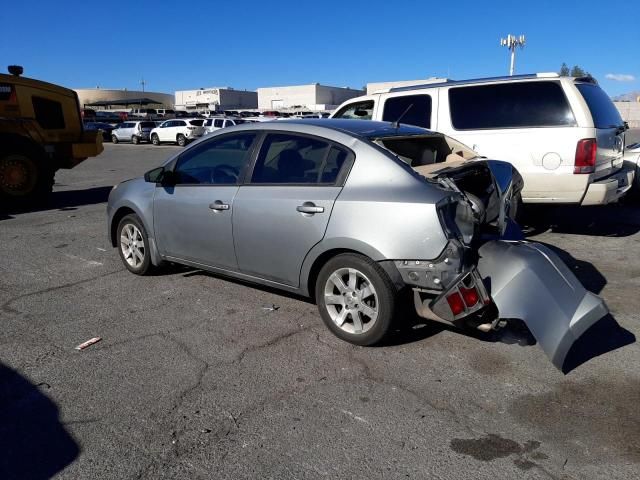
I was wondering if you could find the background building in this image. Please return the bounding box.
[174,88,257,113]
[257,84,365,111]
[74,88,173,108]
[614,101,640,128]
[366,78,448,94]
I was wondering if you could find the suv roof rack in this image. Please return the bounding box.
[386,73,561,93]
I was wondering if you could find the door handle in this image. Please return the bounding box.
[297,203,324,214]
[209,201,230,211]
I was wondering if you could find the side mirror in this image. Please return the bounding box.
[144,166,170,184]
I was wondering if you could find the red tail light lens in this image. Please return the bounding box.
[459,286,479,307]
[446,292,465,316]
[574,138,597,174]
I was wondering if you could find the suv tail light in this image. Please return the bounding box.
[574,138,597,174]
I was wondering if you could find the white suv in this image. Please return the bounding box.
[203,117,247,134]
[331,73,634,205]
[150,119,205,146]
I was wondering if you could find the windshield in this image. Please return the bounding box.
[576,83,623,129]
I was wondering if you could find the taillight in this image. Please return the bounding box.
[446,292,465,316]
[187,126,196,130]
[459,286,479,307]
[574,138,597,174]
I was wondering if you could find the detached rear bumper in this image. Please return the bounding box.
[477,240,608,369]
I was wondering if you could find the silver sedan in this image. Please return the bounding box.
[107,119,608,369]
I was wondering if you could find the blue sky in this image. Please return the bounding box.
[2,0,638,97]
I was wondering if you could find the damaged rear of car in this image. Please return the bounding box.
[344,122,608,369]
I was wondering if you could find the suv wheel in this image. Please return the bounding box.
[315,253,397,346]
[132,135,140,145]
[116,214,155,275]
[151,134,160,146]
[177,134,186,147]
[112,135,119,144]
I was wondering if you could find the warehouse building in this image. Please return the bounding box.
[257,84,364,111]
[174,88,257,113]
[74,88,174,108]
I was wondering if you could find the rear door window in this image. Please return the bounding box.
[214,119,224,128]
[576,83,623,128]
[448,81,575,129]
[382,94,432,128]
[250,133,349,184]
[333,100,374,120]
[32,96,65,129]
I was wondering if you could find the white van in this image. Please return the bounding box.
[331,73,634,205]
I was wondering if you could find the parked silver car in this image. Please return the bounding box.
[107,119,608,369]
[111,121,156,144]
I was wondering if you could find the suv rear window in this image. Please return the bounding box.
[382,94,432,128]
[189,120,204,126]
[576,83,623,129]
[140,122,156,128]
[449,81,575,129]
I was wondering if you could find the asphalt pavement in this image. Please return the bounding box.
[1,142,639,479]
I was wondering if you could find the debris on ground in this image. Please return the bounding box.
[262,304,280,312]
[75,337,102,350]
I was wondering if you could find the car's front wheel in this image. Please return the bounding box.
[315,253,397,346]
[176,134,186,147]
[151,134,160,146]
[116,214,155,275]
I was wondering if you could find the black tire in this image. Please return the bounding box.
[177,134,186,147]
[151,134,160,146]
[315,253,397,346]
[112,135,119,144]
[0,149,55,207]
[116,214,155,275]
[132,135,140,145]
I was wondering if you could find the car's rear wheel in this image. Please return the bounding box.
[315,253,397,346]
[112,135,119,144]
[132,135,140,145]
[177,134,186,147]
[116,214,155,275]
[151,134,160,146]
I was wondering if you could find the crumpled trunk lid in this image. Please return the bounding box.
[476,240,609,369]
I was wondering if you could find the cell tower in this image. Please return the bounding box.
[500,34,526,76]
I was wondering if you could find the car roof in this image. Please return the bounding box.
[251,118,434,139]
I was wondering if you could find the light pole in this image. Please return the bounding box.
[140,78,146,92]
[500,34,526,76]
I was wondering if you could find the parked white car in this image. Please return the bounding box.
[331,73,634,206]
[111,121,157,144]
[150,119,205,146]
[203,117,248,134]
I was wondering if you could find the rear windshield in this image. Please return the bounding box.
[140,122,156,128]
[576,83,623,129]
[449,81,576,129]
[189,120,204,126]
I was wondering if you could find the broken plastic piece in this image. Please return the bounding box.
[75,337,102,350]
[262,304,280,312]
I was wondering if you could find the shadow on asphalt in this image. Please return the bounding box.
[0,363,79,480]
[562,314,635,374]
[521,201,640,238]
[0,186,113,220]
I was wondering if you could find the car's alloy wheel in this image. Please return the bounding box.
[132,135,140,145]
[112,135,119,144]
[316,253,397,346]
[151,134,160,146]
[177,134,186,147]
[324,267,379,334]
[116,214,155,275]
